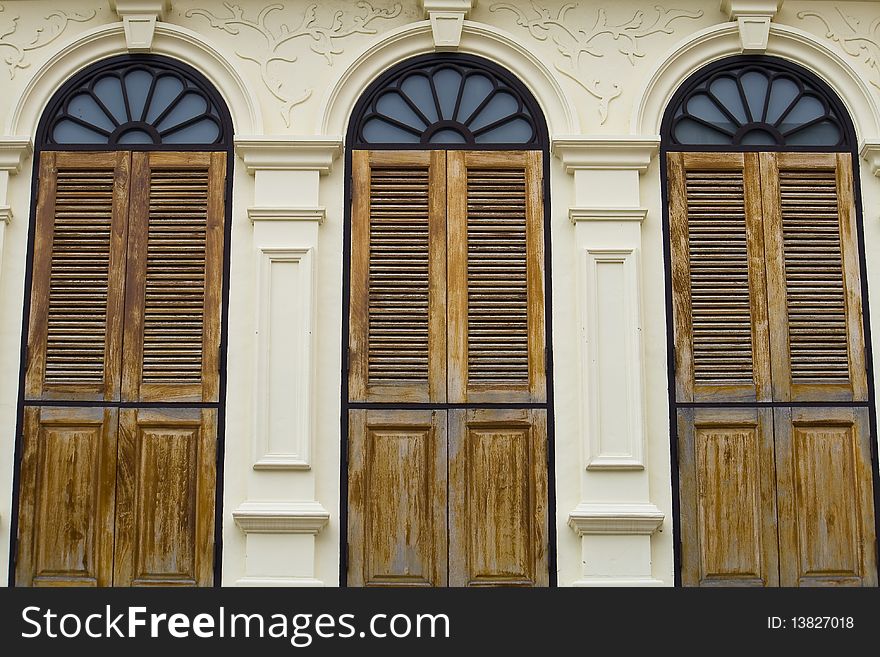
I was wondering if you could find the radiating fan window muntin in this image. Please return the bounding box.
[668,60,848,148]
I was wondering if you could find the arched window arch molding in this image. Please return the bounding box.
[8,22,261,138]
[634,22,880,147]
[317,20,579,140]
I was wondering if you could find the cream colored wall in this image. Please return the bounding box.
[0,0,879,587]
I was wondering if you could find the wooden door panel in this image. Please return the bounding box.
[15,406,118,587]
[448,408,548,587]
[447,151,546,404]
[347,409,447,586]
[678,407,779,586]
[775,406,877,586]
[25,152,130,402]
[122,152,226,404]
[113,407,216,587]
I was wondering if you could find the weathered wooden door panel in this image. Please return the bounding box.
[347,409,447,587]
[15,406,118,587]
[348,150,447,404]
[447,151,546,404]
[448,408,548,587]
[774,406,877,587]
[677,407,779,587]
[113,407,217,587]
[25,152,131,402]
[122,152,226,404]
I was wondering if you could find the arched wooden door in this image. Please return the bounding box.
[344,55,552,587]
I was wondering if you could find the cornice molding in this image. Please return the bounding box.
[860,140,880,177]
[552,136,660,173]
[232,501,330,534]
[234,137,344,174]
[0,138,33,173]
[0,206,12,224]
[248,207,326,224]
[568,502,665,536]
[569,207,648,224]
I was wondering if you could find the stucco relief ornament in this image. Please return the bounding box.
[0,5,96,79]
[187,2,403,127]
[490,2,703,124]
[798,9,880,92]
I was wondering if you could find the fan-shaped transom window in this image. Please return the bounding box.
[41,55,230,149]
[351,54,544,148]
[665,57,851,149]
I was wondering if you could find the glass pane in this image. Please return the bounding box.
[92,75,128,123]
[117,129,156,145]
[66,93,116,131]
[162,119,220,144]
[673,117,732,144]
[740,70,769,122]
[685,93,735,132]
[785,120,841,145]
[707,76,747,124]
[374,91,427,130]
[428,128,467,144]
[739,128,777,146]
[469,91,518,131]
[124,68,154,122]
[476,117,533,143]
[766,76,800,124]
[146,75,186,123]
[156,91,208,132]
[53,119,108,144]
[362,117,421,143]
[399,74,438,123]
[433,67,462,120]
[778,95,824,133]
[457,74,494,123]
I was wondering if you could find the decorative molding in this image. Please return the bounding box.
[569,207,648,224]
[799,8,880,91]
[0,205,10,223]
[0,137,32,172]
[232,501,330,534]
[248,206,326,223]
[0,5,96,79]
[489,3,703,124]
[234,137,343,174]
[111,0,169,51]
[861,140,880,176]
[187,2,403,126]
[552,137,660,172]
[253,248,315,471]
[568,503,665,536]
[422,0,474,50]
[722,1,782,53]
[235,577,324,587]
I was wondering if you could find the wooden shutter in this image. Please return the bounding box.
[447,151,545,404]
[760,152,867,402]
[347,409,447,586]
[448,408,548,586]
[25,152,130,402]
[122,151,226,403]
[349,151,447,403]
[113,407,217,586]
[667,152,771,403]
[677,407,779,587]
[15,406,118,587]
[774,406,877,586]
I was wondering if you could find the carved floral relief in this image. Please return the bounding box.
[799,8,880,92]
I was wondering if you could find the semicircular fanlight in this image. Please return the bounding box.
[668,60,848,148]
[45,57,227,148]
[354,56,541,147]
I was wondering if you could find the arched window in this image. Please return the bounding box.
[39,55,230,148]
[349,53,544,148]
[662,56,877,589]
[664,57,852,149]
[15,55,231,588]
